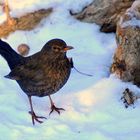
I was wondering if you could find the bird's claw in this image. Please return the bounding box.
[49,104,65,115]
[29,111,47,125]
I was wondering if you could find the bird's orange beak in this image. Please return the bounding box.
[63,46,74,52]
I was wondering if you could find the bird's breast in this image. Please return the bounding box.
[40,58,71,96]
[19,58,71,97]
[46,59,71,86]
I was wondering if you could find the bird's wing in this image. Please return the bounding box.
[4,57,45,81]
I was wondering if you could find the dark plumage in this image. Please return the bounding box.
[0,39,73,125]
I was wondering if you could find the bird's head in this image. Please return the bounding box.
[42,39,74,55]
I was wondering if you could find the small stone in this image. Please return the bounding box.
[121,88,138,108]
[17,44,30,56]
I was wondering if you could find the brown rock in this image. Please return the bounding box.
[71,0,134,33]
[0,8,53,38]
[111,1,140,86]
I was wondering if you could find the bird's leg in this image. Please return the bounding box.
[48,95,65,115]
[28,96,46,125]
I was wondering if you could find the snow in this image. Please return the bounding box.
[0,13,6,24]
[0,0,140,140]
[121,17,140,28]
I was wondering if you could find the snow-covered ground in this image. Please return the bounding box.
[0,0,140,140]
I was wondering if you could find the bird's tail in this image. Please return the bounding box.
[0,39,23,70]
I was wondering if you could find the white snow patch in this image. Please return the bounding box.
[121,17,140,28]
[0,0,140,140]
[0,13,6,24]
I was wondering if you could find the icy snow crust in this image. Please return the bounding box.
[0,0,140,140]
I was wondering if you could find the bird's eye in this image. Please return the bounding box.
[53,46,60,52]
[53,47,57,50]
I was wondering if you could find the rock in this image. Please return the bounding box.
[71,0,134,33]
[0,8,53,38]
[17,44,30,56]
[121,88,139,108]
[111,1,140,86]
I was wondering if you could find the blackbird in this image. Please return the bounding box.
[0,39,73,125]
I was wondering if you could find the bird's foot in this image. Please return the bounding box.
[49,104,65,115]
[29,111,47,125]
